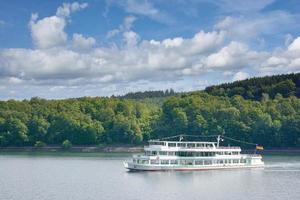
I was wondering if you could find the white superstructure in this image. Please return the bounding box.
[124,136,264,171]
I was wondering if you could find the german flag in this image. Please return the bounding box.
[256,145,264,150]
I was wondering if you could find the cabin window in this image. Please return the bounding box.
[233,160,239,164]
[167,152,175,156]
[159,151,167,155]
[179,160,186,165]
[143,160,149,164]
[168,143,176,147]
[170,160,178,165]
[195,160,203,165]
[187,143,195,148]
[137,159,148,164]
[161,160,169,165]
[204,160,212,165]
[150,160,159,165]
[178,143,186,148]
[196,143,203,148]
[187,160,193,165]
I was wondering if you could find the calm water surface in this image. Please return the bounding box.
[0,153,300,200]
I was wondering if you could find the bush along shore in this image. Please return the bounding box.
[0,145,144,153]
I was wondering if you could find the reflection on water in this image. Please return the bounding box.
[0,154,300,200]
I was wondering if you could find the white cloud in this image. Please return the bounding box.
[125,0,158,16]
[1,1,300,99]
[107,15,137,38]
[214,11,298,42]
[123,31,139,47]
[259,37,300,75]
[205,42,266,69]
[29,2,88,49]
[213,0,275,13]
[106,0,172,24]
[0,30,226,84]
[162,37,183,48]
[288,37,300,51]
[29,14,67,49]
[56,2,88,18]
[232,71,249,81]
[8,77,23,84]
[72,33,96,49]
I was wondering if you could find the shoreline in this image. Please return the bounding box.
[0,146,144,153]
[1,146,300,154]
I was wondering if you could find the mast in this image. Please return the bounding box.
[217,135,221,148]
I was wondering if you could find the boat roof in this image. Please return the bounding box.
[149,140,216,145]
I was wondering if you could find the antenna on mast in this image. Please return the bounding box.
[217,135,221,148]
[217,135,224,148]
[179,135,184,142]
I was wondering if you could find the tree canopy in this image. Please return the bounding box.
[0,73,300,148]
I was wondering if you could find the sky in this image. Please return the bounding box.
[0,0,300,99]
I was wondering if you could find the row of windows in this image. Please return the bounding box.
[134,159,247,165]
[145,151,239,157]
[150,142,214,148]
[168,143,214,148]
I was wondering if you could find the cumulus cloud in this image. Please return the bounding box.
[107,15,137,38]
[29,14,67,49]
[0,29,226,85]
[214,11,299,43]
[259,37,300,75]
[56,2,88,17]
[29,2,88,49]
[288,37,300,51]
[72,33,96,49]
[1,1,300,99]
[123,31,140,47]
[205,42,267,70]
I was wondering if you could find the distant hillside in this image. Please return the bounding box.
[205,73,300,100]
[117,89,177,99]
[1,73,300,148]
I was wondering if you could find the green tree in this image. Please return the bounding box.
[62,139,72,149]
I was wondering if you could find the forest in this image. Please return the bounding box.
[0,73,299,148]
[205,73,300,100]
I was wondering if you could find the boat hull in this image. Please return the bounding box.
[123,161,264,172]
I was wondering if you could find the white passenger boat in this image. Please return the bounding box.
[124,135,264,171]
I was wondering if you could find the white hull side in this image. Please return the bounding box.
[124,162,264,171]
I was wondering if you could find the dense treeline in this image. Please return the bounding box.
[1,73,300,148]
[0,93,300,148]
[0,97,159,146]
[153,93,300,148]
[118,89,177,99]
[205,73,300,100]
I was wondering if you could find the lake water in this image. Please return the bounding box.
[0,153,300,200]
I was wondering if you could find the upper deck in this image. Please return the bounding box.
[146,140,241,152]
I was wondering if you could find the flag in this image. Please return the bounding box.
[256,145,264,150]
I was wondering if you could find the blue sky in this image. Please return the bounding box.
[0,0,300,99]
